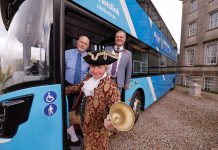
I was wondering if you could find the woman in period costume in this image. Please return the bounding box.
[65,50,121,150]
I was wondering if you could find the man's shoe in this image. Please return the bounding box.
[68,139,81,147]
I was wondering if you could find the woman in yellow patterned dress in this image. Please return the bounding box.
[66,50,121,150]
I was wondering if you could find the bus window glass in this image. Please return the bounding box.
[133,60,141,73]
[132,51,141,75]
[159,55,167,67]
[132,46,149,75]
[149,53,159,74]
[141,53,148,73]
[0,0,53,92]
[142,62,148,73]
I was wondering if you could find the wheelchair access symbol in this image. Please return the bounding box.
[44,91,57,103]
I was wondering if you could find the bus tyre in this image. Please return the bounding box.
[130,91,142,123]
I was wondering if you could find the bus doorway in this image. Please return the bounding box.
[63,3,119,149]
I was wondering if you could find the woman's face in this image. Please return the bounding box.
[89,65,107,79]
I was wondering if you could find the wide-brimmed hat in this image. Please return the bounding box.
[83,50,118,66]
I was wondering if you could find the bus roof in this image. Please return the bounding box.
[73,0,178,61]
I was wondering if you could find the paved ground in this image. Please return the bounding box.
[69,86,218,150]
[109,86,218,150]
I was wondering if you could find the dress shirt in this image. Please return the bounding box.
[65,49,89,84]
[108,45,123,77]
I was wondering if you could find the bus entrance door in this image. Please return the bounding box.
[0,85,64,150]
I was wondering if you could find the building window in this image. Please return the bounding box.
[190,0,198,13]
[189,21,197,36]
[186,49,194,66]
[205,43,218,65]
[204,77,214,92]
[185,76,192,86]
[209,10,218,29]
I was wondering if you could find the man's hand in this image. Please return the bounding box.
[124,85,129,90]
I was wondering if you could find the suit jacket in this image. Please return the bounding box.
[105,46,132,88]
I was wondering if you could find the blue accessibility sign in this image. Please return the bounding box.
[44,104,57,116]
[44,91,57,103]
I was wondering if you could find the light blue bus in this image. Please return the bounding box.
[0,0,177,149]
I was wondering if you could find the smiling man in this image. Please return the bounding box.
[105,30,132,94]
[65,35,90,146]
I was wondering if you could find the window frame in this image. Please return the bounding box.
[190,0,198,13]
[203,76,215,92]
[188,20,197,37]
[208,9,218,30]
[186,48,195,66]
[185,76,192,86]
[133,59,148,74]
[205,42,218,65]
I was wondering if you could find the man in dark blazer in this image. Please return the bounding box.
[105,30,132,93]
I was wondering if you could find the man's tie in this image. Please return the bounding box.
[115,47,121,53]
[74,53,81,84]
[111,48,120,76]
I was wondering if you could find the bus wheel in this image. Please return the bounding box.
[130,90,142,123]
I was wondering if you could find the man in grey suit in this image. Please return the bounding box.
[105,30,132,93]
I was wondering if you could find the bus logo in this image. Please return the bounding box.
[44,91,57,103]
[44,104,57,116]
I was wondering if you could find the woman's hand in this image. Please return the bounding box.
[104,115,115,131]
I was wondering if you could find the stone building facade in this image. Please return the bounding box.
[177,0,218,93]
